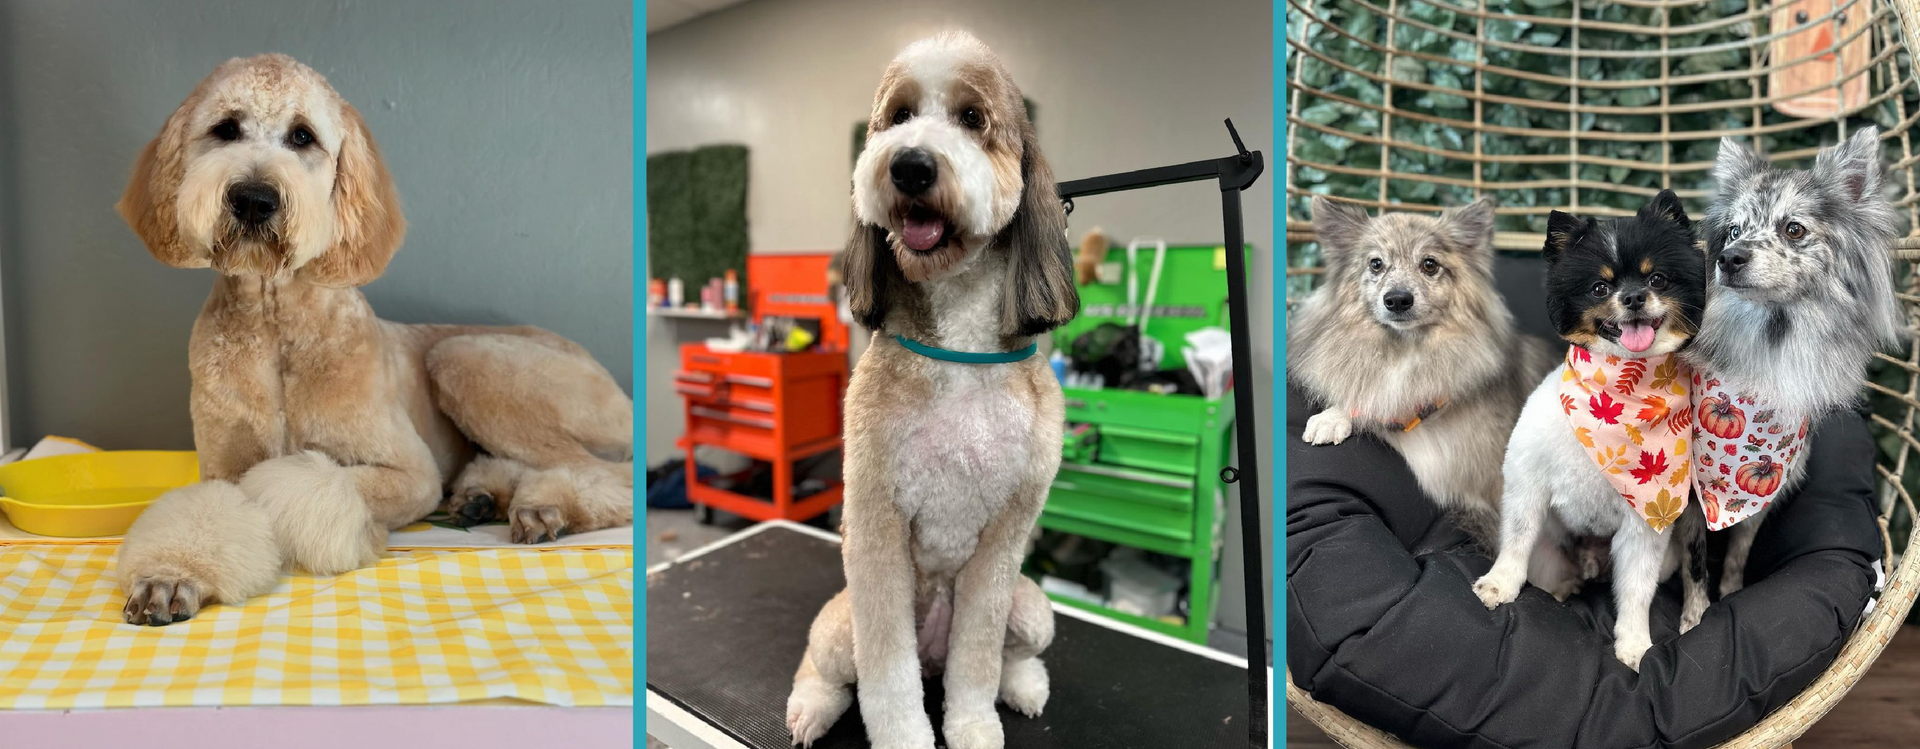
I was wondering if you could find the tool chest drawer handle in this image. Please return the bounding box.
[1057,462,1194,489]
[1098,425,1200,445]
[725,374,775,388]
[674,384,715,397]
[674,370,715,383]
[691,406,776,429]
[689,354,725,364]
[717,398,775,413]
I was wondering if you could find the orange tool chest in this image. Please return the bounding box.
[674,253,850,523]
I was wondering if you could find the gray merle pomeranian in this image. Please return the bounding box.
[1688,127,1907,598]
[1472,190,1710,672]
[1290,196,1556,550]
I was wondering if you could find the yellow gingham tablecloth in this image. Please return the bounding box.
[0,544,634,708]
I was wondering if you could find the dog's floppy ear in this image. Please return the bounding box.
[1543,210,1588,263]
[843,218,901,331]
[1641,188,1689,226]
[299,100,406,287]
[1713,136,1764,192]
[998,124,1078,337]
[1815,126,1884,204]
[1309,195,1371,262]
[117,95,209,269]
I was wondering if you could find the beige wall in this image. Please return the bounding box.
[646,0,1272,647]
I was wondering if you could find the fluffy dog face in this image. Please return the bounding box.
[1705,128,1894,309]
[118,54,405,287]
[1310,196,1498,332]
[1542,191,1706,358]
[844,32,1077,337]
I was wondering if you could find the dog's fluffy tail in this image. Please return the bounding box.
[239,451,387,575]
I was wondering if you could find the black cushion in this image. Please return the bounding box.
[1285,382,1883,749]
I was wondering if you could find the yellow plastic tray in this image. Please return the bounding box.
[0,451,199,537]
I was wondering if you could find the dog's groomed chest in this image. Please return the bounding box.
[889,363,1036,574]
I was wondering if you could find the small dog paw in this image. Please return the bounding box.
[999,657,1049,717]
[1302,412,1353,445]
[1472,574,1519,610]
[1615,637,1652,672]
[445,491,499,527]
[942,716,1004,749]
[786,682,850,747]
[510,505,568,544]
[1719,573,1745,600]
[122,574,203,627]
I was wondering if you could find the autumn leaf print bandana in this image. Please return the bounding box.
[1689,371,1810,531]
[1559,346,1694,532]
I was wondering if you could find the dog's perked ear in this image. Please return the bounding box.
[1814,126,1885,204]
[1543,210,1588,263]
[1712,136,1765,192]
[1309,195,1371,262]
[998,125,1078,337]
[117,88,211,269]
[298,101,407,287]
[843,218,902,330]
[1641,189,1689,226]
[1439,197,1498,274]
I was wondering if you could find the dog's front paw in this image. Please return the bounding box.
[942,715,1004,749]
[122,574,203,626]
[1719,570,1745,599]
[1615,635,1652,672]
[786,681,851,747]
[510,505,568,544]
[999,657,1049,717]
[1472,573,1520,610]
[1302,411,1354,445]
[445,490,500,527]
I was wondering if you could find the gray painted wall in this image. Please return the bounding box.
[0,0,634,451]
[646,0,1272,644]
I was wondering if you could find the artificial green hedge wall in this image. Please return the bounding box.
[648,144,750,293]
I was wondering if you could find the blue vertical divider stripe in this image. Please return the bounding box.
[1272,0,1288,744]
[634,0,648,743]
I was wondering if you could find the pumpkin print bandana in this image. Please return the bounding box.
[1558,346,1694,532]
[1689,371,1810,531]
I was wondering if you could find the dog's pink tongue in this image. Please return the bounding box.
[902,216,945,251]
[1620,321,1657,353]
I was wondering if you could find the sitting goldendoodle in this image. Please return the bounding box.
[112,54,633,625]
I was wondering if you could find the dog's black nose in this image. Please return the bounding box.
[1620,288,1647,311]
[890,149,937,196]
[1383,289,1415,313]
[226,182,280,227]
[1717,246,1750,274]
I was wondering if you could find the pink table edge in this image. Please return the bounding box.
[0,704,633,748]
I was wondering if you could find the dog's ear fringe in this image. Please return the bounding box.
[843,220,899,331]
[999,126,1078,337]
[1713,136,1764,192]
[299,101,406,287]
[1543,210,1586,262]
[1642,189,1690,226]
[1309,195,1370,258]
[1816,126,1886,204]
[1440,196,1497,255]
[117,93,210,269]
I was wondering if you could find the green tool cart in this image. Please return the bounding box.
[1029,242,1245,644]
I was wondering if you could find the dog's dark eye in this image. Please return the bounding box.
[1647,273,1669,290]
[210,118,241,142]
[1784,221,1806,240]
[891,107,912,125]
[1367,258,1384,273]
[960,107,984,129]
[1420,258,1440,276]
[286,126,315,148]
[1591,281,1612,298]
[1727,225,1743,241]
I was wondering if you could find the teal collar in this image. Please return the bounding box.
[894,335,1037,364]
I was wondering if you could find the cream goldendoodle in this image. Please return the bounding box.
[112,54,633,625]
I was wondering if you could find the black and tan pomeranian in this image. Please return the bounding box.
[1472,190,1711,671]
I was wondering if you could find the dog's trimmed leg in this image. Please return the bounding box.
[1611,523,1668,671]
[1677,508,1710,633]
[941,487,1046,749]
[427,332,633,542]
[998,574,1053,717]
[1720,512,1764,598]
[843,486,934,749]
[1473,479,1549,609]
[788,589,857,747]
[118,481,283,625]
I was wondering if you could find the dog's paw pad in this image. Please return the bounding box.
[510,505,568,544]
[447,492,499,527]
[122,576,202,627]
[942,718,1004,749]
[1471,575,1517,610]
[999,658,1048,717]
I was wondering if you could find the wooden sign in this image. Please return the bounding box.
[1770,0,1873,119]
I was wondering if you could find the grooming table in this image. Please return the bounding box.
[645,521,1260,749]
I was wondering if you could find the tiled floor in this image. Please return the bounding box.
[1286,625,1920,748]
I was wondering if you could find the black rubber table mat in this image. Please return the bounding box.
[647,524,1250,748]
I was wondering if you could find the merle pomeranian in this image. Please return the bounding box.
[1472,190,1711,671]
